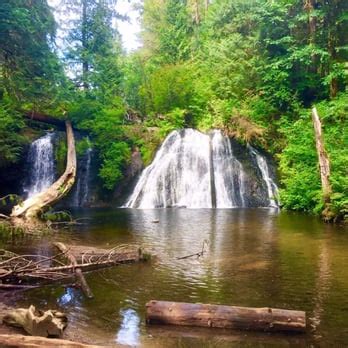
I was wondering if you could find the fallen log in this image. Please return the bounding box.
[146,301,306,333]
[24,111,66,130]
[0,334,102,347]
[54,242,94,299]
[11,121,76,224]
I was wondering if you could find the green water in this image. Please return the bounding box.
[2,208,348,347]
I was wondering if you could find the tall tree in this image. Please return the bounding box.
[0,0,62,106]
[62,0,122,95]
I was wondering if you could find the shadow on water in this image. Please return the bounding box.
[1,208,348,346]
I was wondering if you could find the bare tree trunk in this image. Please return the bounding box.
[11,121,76,224]
[311,107,333,220]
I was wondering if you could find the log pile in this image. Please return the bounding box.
[0,243,146,296]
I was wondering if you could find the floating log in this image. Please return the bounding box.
[146,301,306,333]
[0,334,101,347]
[54,242,94,299]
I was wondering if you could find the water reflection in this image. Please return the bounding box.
[4,208,348,347]
[116,308,140,346]
[58,287,82,307]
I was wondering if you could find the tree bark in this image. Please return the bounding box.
[11,121,76,224]
[54,242,94,299]
[146,300,306,333]
[311,107,333,220]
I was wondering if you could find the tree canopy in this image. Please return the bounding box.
[0,0,347,219]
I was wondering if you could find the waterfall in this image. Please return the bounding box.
[211,130,246,208]
[125,129,212,208]
[23,132,56,198]
[71,144,92,207]
[248,145,279,208]
[124,129,250,209]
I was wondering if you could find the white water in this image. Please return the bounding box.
[72,146,92,207]
[24,132,55,198]
[125,129,250,209]
[211,130,246,208]
[248,145,279,208]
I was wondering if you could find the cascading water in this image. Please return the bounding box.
[71,144,93,207]
[211,130,246,208]
[23,132,56,198]
[125,129,212,208]
[124,129,265,209]
[248,145,279,208]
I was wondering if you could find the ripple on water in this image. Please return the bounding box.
[6,208,348,347]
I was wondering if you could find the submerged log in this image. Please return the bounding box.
[146,301,306,333]
[0,334,101,347]
[11,121,76,223]
[54,242,94,299]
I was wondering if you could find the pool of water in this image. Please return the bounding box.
[2,208,348,347]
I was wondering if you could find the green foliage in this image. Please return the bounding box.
[278,114,322,212]
[0,97,26,167]
[122,0,348,219]
[0,0,347,219]
[76,137,91,157]
[99,142,131,190]
[0,0,64,107]
[279,94,348,219]
[55,136,67,176]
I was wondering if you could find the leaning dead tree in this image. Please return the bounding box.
[311,107,333,220]
[11,121,76,224]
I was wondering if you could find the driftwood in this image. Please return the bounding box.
[3,305,67,337]
[11,121,76,224]
[0,334,102,347]
[146,300,306,333]
[0,244,146,293]
[54,242,93,299]
[177,240,208,260]
[311,107,333,220]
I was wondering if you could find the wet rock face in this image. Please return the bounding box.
[112,148,144,204]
